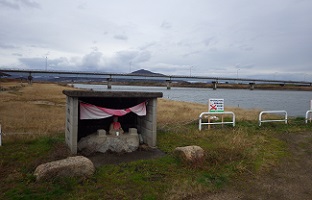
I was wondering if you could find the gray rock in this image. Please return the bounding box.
[174,145,205,165]
[34,156,95,181]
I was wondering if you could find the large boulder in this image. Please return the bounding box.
[34,156,95,181]
[174,145,205,165]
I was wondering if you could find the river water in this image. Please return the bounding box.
[73,84,312,117]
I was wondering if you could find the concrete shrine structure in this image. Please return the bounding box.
[63,90,163,154]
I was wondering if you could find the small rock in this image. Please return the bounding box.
[174,145,205,166]
[34,156,95,181]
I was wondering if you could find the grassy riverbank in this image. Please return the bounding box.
[0,82,311,199]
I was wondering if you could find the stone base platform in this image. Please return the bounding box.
[78,129,140,154]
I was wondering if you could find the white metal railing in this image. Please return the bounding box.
[199,112,235,131]
[305,110,312,123]
[258,110,288,126]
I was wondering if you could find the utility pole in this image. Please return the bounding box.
[190,66,194,76]
[236,68,240,84]
[45,56,48,71]
[129,61,132,73]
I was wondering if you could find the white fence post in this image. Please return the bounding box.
[199,111,235,131]
[305,110,312,124]
[258,110,288,126]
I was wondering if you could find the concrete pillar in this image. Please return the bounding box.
[27,72,33,85]
[65,96,79,154]
[138,98,158,147]
[107,78,112,89]
[249,83,255,90]
[166,80,172,90]
[212,81,217,90]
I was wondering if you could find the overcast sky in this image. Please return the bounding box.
[0,0,311,81]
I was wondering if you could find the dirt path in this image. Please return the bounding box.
[192,131,312,200]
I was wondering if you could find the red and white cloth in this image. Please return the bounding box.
[80,102,146,120]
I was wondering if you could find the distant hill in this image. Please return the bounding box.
[129,69,164,76]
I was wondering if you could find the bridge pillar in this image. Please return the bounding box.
[107,78,112,89]
[27,72,33,85]
[212,81,217,90]
[166,80,172,90]
[249,83,255,90]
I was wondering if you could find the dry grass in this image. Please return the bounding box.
[166,180,208,200]
[0,82,262,136]
[157,98,261,128]
[0,82,75,135]
[0,80,25,87]
[157,98,206,125]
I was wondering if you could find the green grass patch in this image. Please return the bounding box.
[1,121,311,199]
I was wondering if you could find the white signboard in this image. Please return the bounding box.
[310,100,312,110]
[209,99,224,112]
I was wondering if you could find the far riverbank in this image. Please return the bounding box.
[74,83,312,117]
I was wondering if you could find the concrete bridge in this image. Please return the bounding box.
[1,69,311,90]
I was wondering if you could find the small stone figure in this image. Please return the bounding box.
[109,116,124,136]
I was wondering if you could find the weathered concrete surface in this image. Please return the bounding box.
[34,156,95,181]
[63,90,163,98]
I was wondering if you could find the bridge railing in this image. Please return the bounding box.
[1,68,312,86]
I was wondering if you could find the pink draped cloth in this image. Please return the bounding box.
[80,102,146,120]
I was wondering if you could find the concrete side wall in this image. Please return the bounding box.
[65,96,78,154]
[138,98,157,147]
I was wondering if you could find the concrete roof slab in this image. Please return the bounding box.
[63,90,163,98]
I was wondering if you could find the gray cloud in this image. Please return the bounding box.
[20,0,40,8]
[114,34,128,41]
[182,50,202,58]
[0,0,19,9]
[0,0,40,9]
[80,51,104,71]
[203,37,217,47]
[77,2,87,10]
[0,43,17,49]
[19,57,46,69]
[0,0,311,81]
[107,50,151,72]
[12,53,23,56]
[160,21,172,29]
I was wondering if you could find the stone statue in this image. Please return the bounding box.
[109,116,124,136]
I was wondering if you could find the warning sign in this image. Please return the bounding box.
[209,99,224,112]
